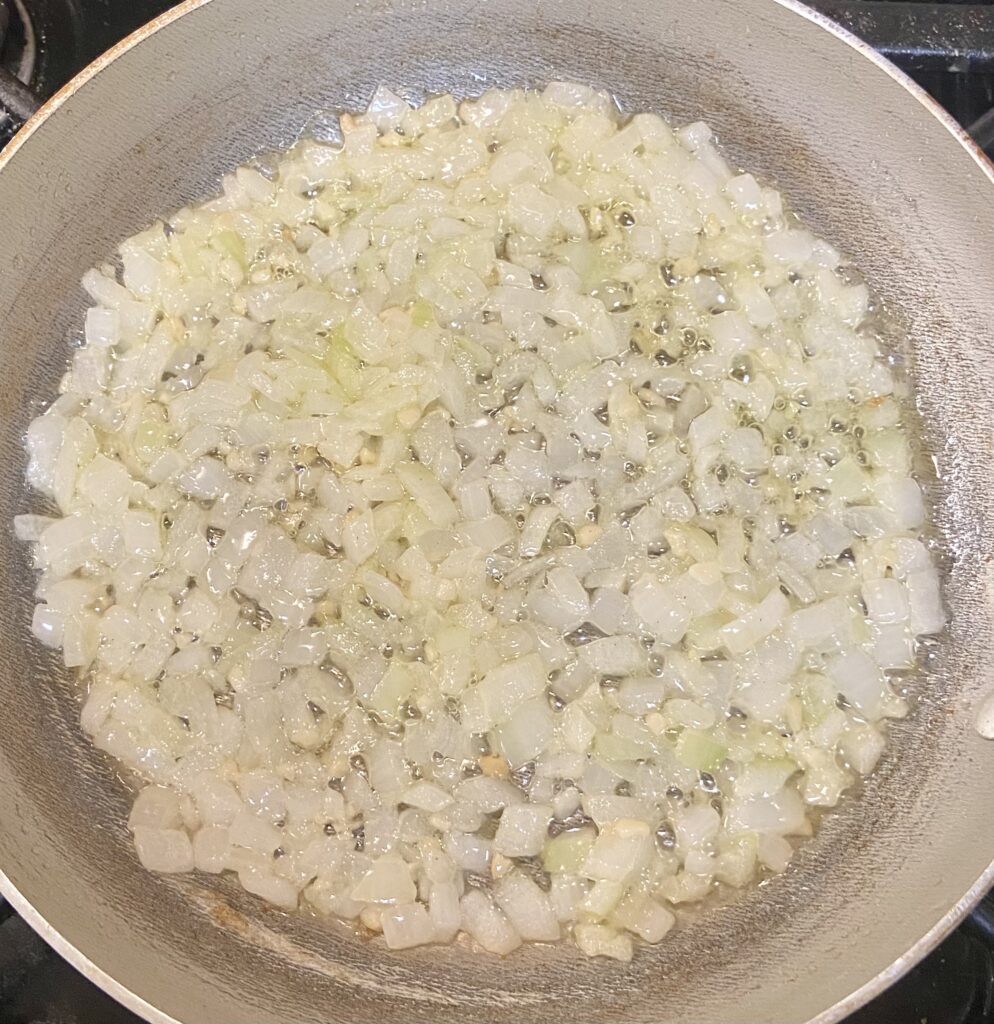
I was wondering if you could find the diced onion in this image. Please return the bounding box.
[18,83,942,961]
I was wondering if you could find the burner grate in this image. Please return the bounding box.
[810,0,994,147]
[0,0,35,86]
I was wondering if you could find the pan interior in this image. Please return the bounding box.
[1,2,993,1023]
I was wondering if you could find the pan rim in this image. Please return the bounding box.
[0,1,992,1022]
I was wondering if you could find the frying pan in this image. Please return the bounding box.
[1,1,994,1021]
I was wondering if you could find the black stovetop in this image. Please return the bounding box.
[1,1,993,1022]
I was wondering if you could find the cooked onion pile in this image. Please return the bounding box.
[18,84,944,960]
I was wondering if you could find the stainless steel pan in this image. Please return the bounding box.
[1,1,994,1021]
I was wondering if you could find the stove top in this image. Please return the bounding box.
[1,1,993,1022]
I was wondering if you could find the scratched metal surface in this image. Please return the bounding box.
[0,1,993,1022]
